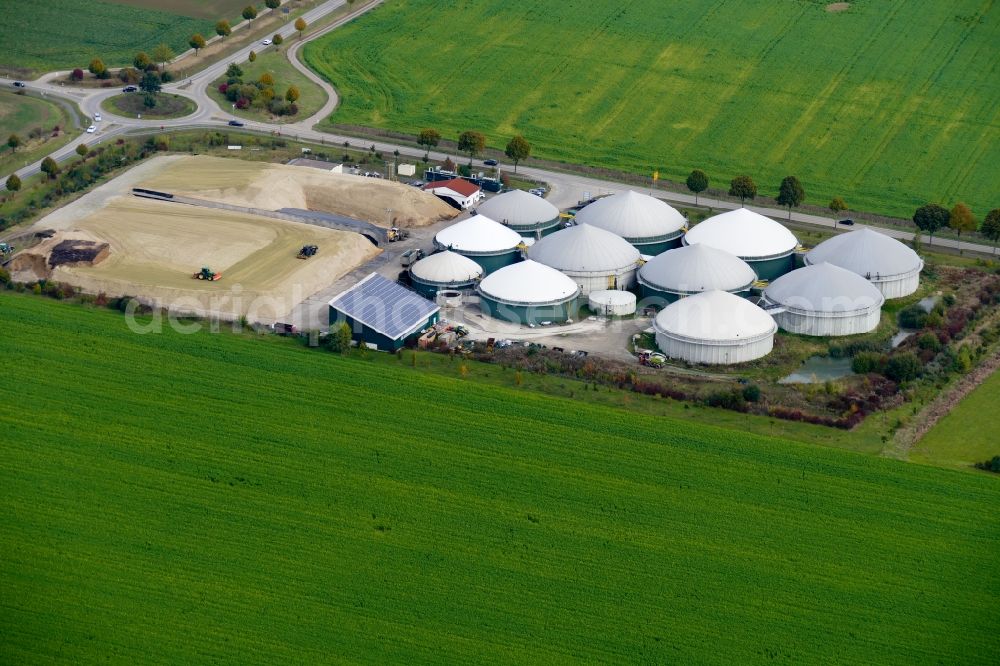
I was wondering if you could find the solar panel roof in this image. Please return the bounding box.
[329,273,440,340]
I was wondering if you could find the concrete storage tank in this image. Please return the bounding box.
[527,223,640,295]
[408,250,484,298]
[684,208,798,280]
[476,189,561,239]
[589,290,637,316]
[477,259,580,325]
[433,214,524,274]
[763,262,885,336]
[805,227,923,299]
[573,190,685,255]
[638,243,756,305]
[653,290,777,364]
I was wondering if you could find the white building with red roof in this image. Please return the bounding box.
[423,178,483,210]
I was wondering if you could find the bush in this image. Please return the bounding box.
[160,70,173,83]
[917,332,941,352]
[951,346,973,373]
[70,68,84,81]
[741,384,761,402]
[884,352,922,383]
[898,304,928,329]
[458,164,472,177]
[706,389,747,412]
[852,351,885,374]
[974,456,1000,473]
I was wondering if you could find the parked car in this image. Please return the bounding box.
[12,81,26,88]
[838,218,855,226]
[228,119,244,127]
[86,125,96,133]
[483,159,498,166]
[122,85,138,93]
[94,113,101,122]
[262,39,272,46]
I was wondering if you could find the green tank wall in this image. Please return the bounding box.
[458,250,521,275]
[479,296,577,326]
[410,277,476,299]
[639,285,752,309]
[746,254,794,281]
[631,235,684,256]
[508,219,562,240]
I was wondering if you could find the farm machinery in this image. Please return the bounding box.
[637,349,666,368]
[297,245,318,259]
[387,227,409,242]
[193,267,222,281]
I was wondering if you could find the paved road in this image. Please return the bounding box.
[2,0,995,258]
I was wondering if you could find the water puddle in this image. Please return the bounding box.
[779,355,855,384]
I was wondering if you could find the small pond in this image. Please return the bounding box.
[778,355,855,384]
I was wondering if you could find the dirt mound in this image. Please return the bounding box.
[49,239,110,268]
[825,2,850,12]
[7,231,108,282]
[139,155,458,228]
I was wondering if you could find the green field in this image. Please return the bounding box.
[915,368,1000,469]
[304,0,1000,219]
[102,92,197,120]
[0,0,266,74]
[209,49,328,123]
[1,293,998,662]
[0,92,79,176]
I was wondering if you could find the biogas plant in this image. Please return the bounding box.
[332,187,924,365]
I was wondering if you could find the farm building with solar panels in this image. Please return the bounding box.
[328,273,440,351]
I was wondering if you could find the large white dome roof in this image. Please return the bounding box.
[654,290,776,342]
[685,208,798,259]
[805,227,923,279]
[476,190,559,226]
[478,259,580,304]
[573,190,685,240]
[765,262,885,313]
[410,250,483,284]
[434,214,523,254]
[639,243,756,293]
[528,223,640,273]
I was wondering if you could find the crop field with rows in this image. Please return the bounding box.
[305,0,1000,219]
[1,293,998,662]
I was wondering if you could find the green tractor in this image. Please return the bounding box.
[193,267,222,281]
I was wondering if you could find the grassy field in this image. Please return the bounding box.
[914,368,1000,469]
[208,49,328,123]
[0,92,79,176]
[1,292,998,663]
[114,0,257,21]
[304,0,1000,219]
[0,0,270,75]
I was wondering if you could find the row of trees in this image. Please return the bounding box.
[683,170,806,219]
[416,129,532,173]
[189,2,310,56]
[912,203,1000,252]
[684,168,1000,251]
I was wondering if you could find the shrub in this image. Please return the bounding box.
[218,83,228,94]
[741,384,761,402]
[917,332,941,352]
[706,389,747,412]
[70,68,84,81]
[852,351,885,374]
[951,346,973,373]
[974,456,1000,473]
[884,352,922,383]
[898,304,928,329]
